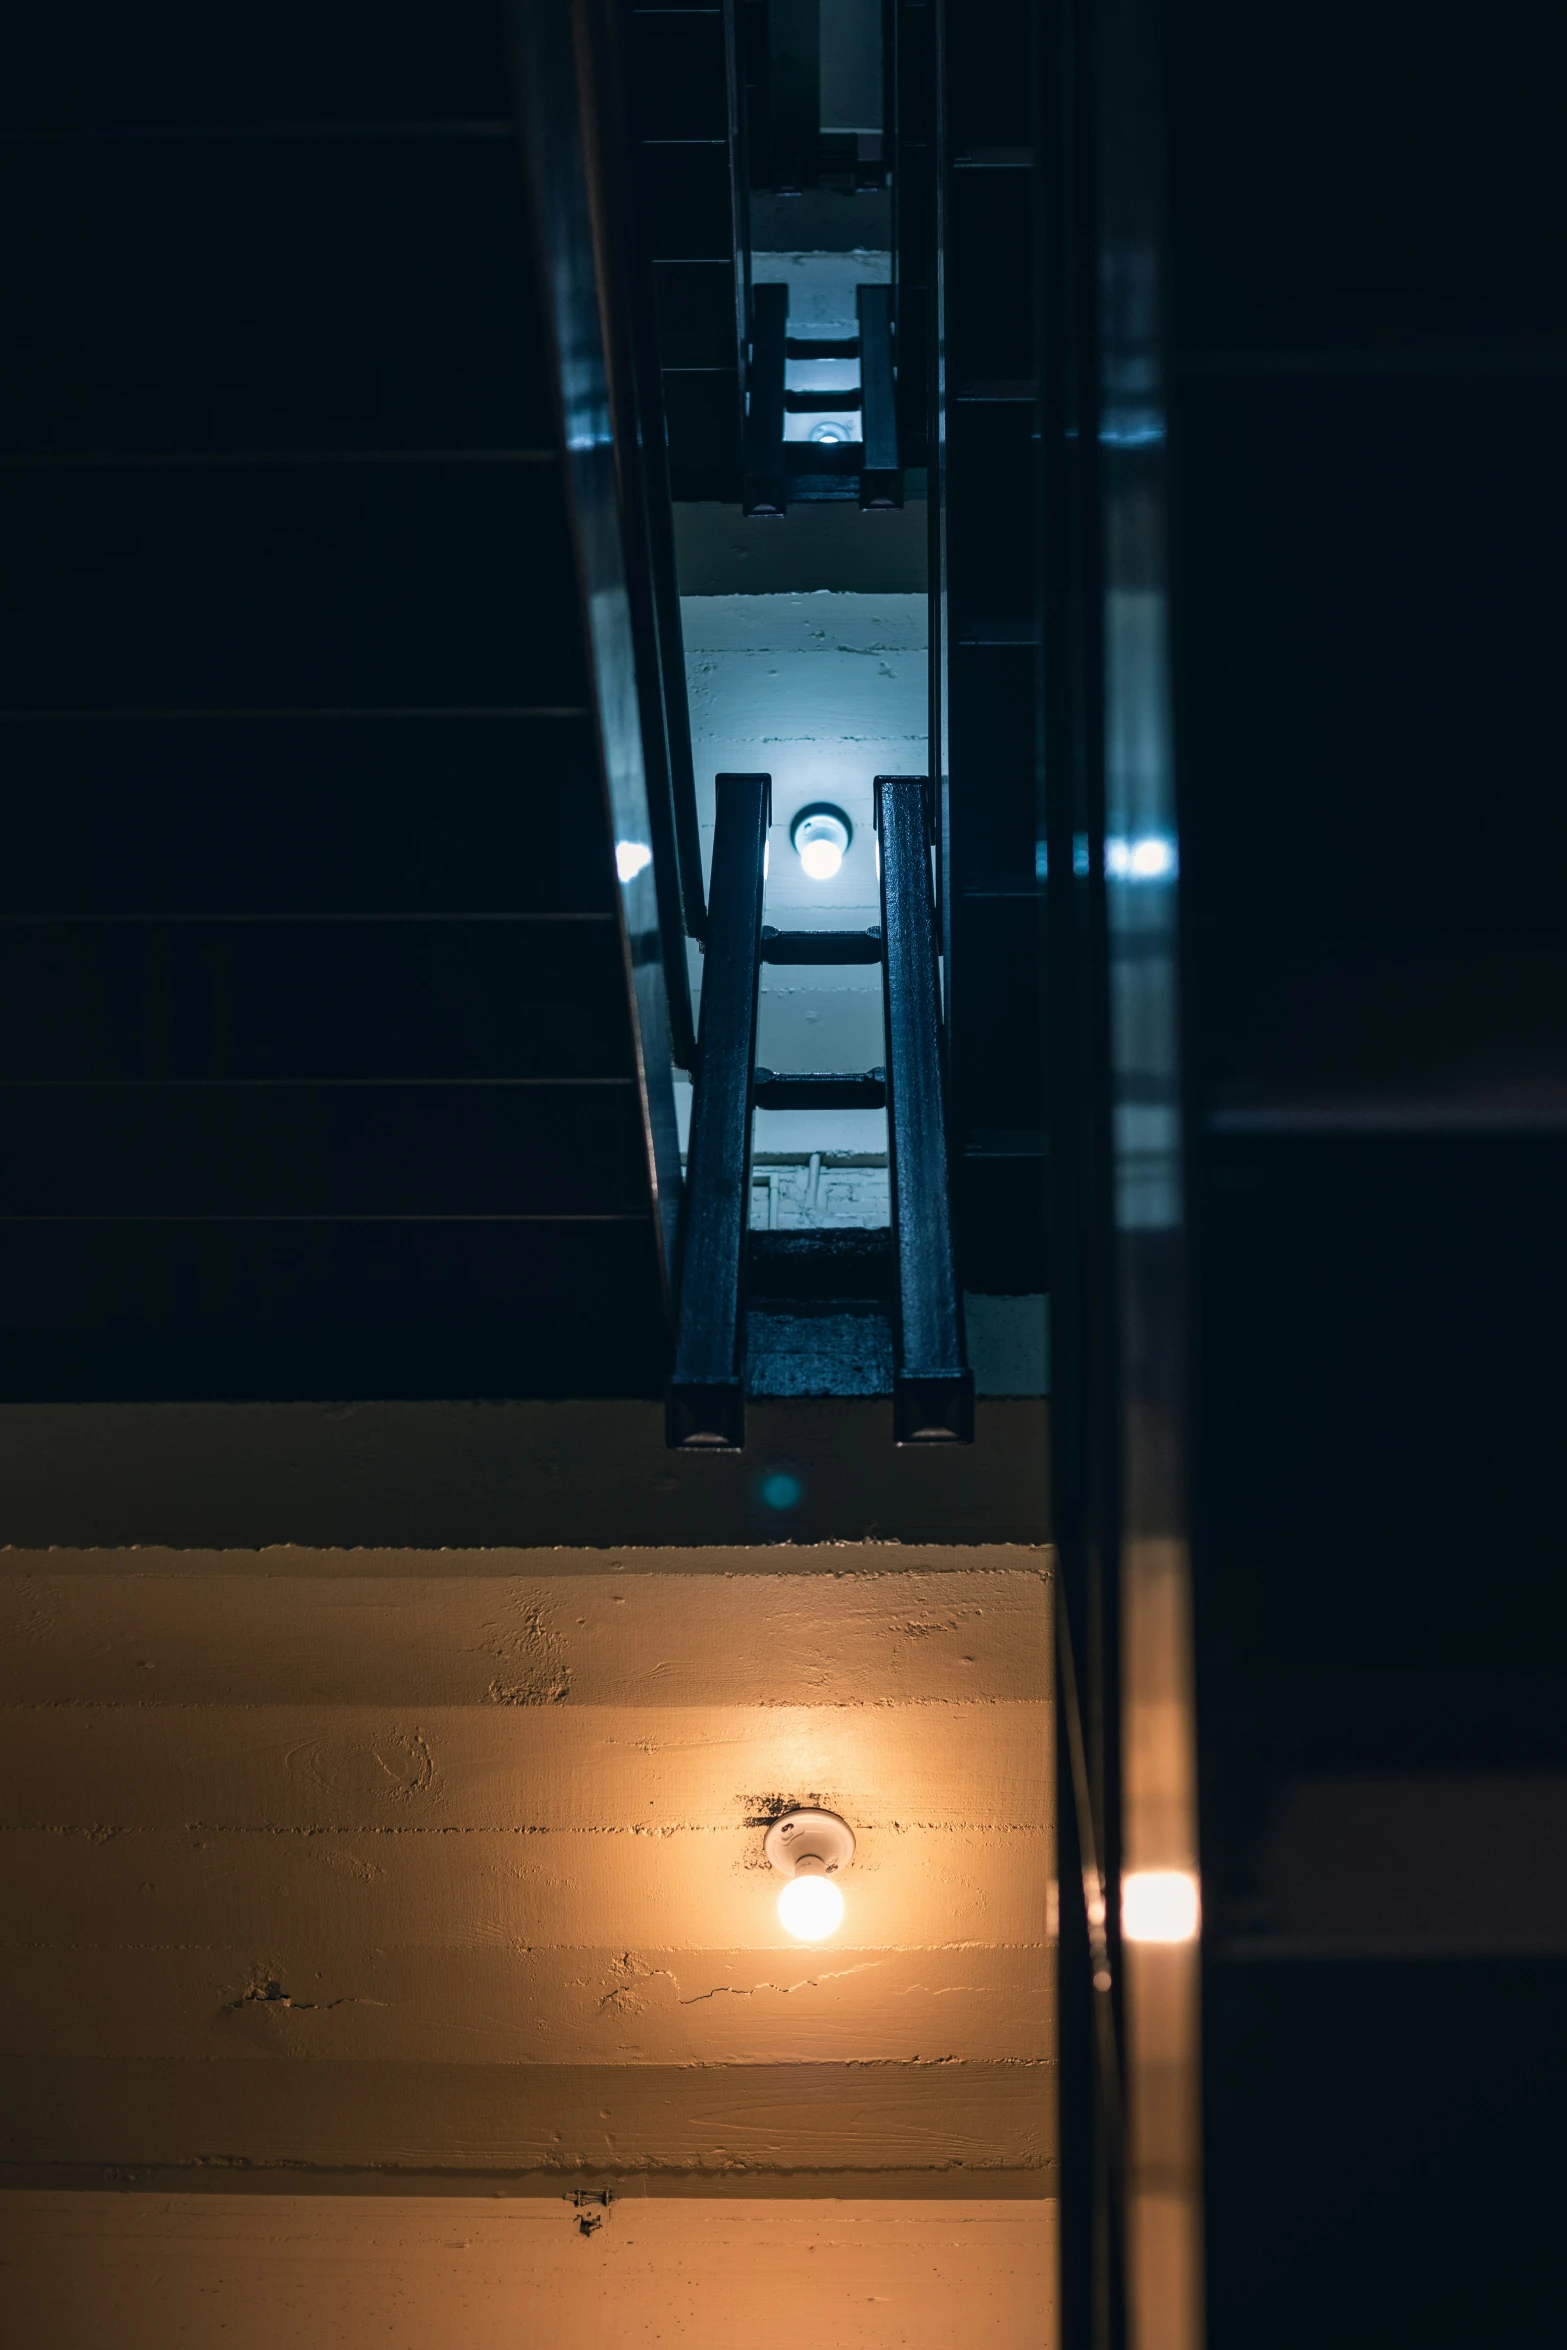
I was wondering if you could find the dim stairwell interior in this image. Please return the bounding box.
[674,249,1046,1401]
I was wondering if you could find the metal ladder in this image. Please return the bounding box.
[667,772,973,1449]
[743,282,901,516]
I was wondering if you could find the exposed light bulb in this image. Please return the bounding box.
[764,1808,856,1943]
[614,839,652,884]
[1121,1869,1200,1944]
[790,805,851,884]
[1104,833,1177,882]
[778,1869,844,1942]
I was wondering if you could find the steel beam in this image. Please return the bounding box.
[857,282,901,509]
[876,774,974,1440]
[667,773,770,1447]
[742,283,789,517]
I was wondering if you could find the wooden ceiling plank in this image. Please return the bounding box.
[0,1702,1051,1833]
[0,1565,1050,1709]
[0,2056,1057,2180]
[0,1943,1053,2066]
[0,2192,1057,2350]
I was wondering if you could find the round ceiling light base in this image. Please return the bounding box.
[763,1808,857,1877]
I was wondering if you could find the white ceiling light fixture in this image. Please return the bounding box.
[790,804,852,882]
[765,1807,856,1942]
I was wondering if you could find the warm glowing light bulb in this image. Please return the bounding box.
[777,1870,844,1942]
[1121,1869,1200,1944]
[798,837,843,881]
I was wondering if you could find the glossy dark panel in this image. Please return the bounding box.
[947,894,1045,1124]
[0,1084,650,1216]
[0,463,586,710]
[0,138,553,456]
[947,644,1037,887]
[1169,2,1567,2329]
[1175,378,1567,935]
[0,1218,664,1339]
[1195,933,1567,1118]
[640,143,736,259]
[937,0,1044,1310]
[0,1324,671,1403]
[625,0,746,512]
[953,1151,1048,1293]
[945,170,1035,387]
[0,716,613,917]
[942,0,1032,148]
[651,262,742,368]
[891,0,934,467]
[627,11,730,138]
[1195,1136,1567,1561]
[663,371,745,478]
[1204,1964,1567,2349]
[0,2,513,127]
[1169,0,1567,350]
[0,921,634,1079]
[944,402,1037,634]
[0,0,681,1408]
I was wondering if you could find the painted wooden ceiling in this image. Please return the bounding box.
[0,1542,1054,2199]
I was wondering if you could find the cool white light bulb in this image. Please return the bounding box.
[790,806,852,885]
[1129,834,1176,879]
[777,1870,845,1942]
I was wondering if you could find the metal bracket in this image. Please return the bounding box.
[568,2189,612,2239]
[753,1068,887,1110]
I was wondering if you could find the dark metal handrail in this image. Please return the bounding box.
[743,283,790,518]
[587,0,710,1064]
[877,775,974,1441]
[857,285,901,510]
[667,768,972,1448]
[666,773,770,1447]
